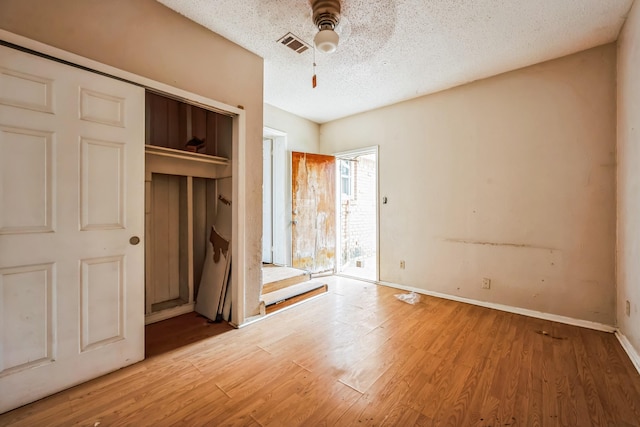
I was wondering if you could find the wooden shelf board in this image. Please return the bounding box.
[145,145,229,166]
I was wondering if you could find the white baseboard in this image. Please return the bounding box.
[615,331,640,375]
[377,280,616,333]
[145,302,195,325]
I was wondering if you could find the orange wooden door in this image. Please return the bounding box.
[291,152,336,273]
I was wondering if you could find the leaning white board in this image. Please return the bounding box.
[195,226,231,321]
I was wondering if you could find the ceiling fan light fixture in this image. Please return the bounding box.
[311,0,341,54]
[314,29,339,53]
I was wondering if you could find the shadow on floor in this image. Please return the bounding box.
[145,312,234,358]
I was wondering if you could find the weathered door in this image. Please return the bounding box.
[291,151,336,272]
[0,45,145,412]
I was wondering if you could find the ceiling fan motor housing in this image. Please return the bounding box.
[311,0,341,30]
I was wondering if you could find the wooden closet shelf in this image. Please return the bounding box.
[145,145,231,180]
[145,145,229,166]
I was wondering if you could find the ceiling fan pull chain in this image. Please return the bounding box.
[312,46,317,88]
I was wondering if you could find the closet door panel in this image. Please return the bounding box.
[0,126,53,234]
[80,138,125,230]
[0,45,145,414]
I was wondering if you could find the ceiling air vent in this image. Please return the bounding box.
[277,32,310,54]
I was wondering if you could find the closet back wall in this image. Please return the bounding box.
[0,0,265,319]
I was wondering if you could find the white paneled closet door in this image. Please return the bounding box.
[0,45,145,413]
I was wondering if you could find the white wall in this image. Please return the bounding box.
[617,0,640,356]
[0,0,265,319]
[320,44,617,325]
[264,103,320,265]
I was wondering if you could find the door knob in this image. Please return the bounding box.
[129,236,141,245]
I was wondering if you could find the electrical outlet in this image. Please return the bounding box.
[482,278,491,289]
[626,300,631,317]
[400,260,405,269]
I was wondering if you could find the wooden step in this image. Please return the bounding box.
[261,266,311,294]
[263,283,328,315]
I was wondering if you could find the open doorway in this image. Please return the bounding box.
[336,147,378,281]
[260,133,331,313]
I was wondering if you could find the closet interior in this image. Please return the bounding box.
[144,91,233,325]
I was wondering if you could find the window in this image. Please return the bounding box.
[340,160,352,198]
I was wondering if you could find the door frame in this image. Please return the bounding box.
[333,146,379,282]
[262,137,273,264]
[0,30,249,326]
[263,126,288,266]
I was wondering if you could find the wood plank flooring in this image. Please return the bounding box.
[2,276,640,426]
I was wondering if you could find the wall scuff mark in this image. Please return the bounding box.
[442,238,555,251]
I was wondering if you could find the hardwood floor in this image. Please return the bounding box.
[2,276,640,426]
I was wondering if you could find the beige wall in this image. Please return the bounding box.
[320,44,617,325]
[618,1,640,354]
[0,0,265,318]
[264,103,320,153]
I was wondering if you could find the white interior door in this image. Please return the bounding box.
[0,45,145,412]
[262,138,273,263]
[262,128,287,266]
[271,137,286,265]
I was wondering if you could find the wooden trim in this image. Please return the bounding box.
[231,112,246,326]
[186,177,194,306]
[144,302,195,325]
[616,330,640,374]
[263,126,287,138]
[144,178,153,315]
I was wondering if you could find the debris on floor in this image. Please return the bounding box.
[395,291,421,305]
[535,330,567,340]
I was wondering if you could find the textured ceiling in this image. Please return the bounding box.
[157,0,633,124]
